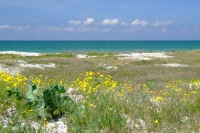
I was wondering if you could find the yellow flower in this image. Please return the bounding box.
[28,109,34,113]
[153,96,164,102]
[21,111,25,114]
[154,120,159,124]
[45,119,48,127]
[89,104,94,107]
[157,96,164,101]
[119,93,124,97]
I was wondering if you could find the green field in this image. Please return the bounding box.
[1,50,200,132]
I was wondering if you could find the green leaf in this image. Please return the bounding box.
[26,84,40,102]
[7,90,13,97]
[7,88,23,100]
[36,102,46,118]
[79,105,86,115]
[51,84,66,93]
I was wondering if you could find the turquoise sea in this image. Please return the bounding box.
[0,41,200,53]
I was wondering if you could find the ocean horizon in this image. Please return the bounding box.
[0,40,200,53]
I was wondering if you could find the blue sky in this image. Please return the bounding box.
[0,0,200,40]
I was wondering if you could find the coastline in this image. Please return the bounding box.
[1,40,200,53]
[0,50,173,59]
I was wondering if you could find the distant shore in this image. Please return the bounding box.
[0,50,173,59]
[1,40,200,53]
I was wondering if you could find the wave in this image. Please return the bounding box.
[0,51,42,56]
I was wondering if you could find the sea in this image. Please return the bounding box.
[0,41,200,53]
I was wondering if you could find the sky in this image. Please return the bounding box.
[0,0,200,40]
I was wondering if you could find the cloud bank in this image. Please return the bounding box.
[151,21,172,26]
[0,25,30,30]
[131,19,148,26]
[83,18,94,25]
[69,20,81,25]
[101,19,119,25]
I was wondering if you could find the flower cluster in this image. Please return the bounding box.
[70,71,118,94]
[0,71,28,90]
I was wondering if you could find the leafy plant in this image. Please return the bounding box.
[7,84,74,120]
[7,88,23,100]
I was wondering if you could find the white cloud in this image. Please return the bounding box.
[121,29,134,33]
[151,21,160,26]
[121,22,129,26]
[101,19,119,25]
[0,25,10,29]
[77,27,98,32]
[64,27,75,32]
[37,26,62,31]
[48,26,62,31]
[37,26,76,32]
[83,18,94,25]
[161,28,167,33]
[151,21,172,26]
[69,20,81,25]
[0,25,30,30]
[37,26,46,31]
[160,21,172,25]
[102,28,111,32]
[193,28,199,33]
[131,19,148,26]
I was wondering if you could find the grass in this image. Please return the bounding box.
[1,50,200,132]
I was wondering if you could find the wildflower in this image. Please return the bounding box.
[44,118,48,127]
[13,83,18,87]
[154,120,159,124]
[28,109,34,113]
[133,85,136,89]
[119,93,124,97]
[120,108,125,113]
[153,96,164,102]
[127,86,132,91]
[157,96,164,101]
[21,111,25,114]
[89,104,94,107]
[88,90,91,94]
[94,72,98,75]
[192,91,196,94]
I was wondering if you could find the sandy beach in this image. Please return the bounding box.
[0,51,42,56]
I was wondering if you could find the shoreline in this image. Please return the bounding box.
[0,49,198,56]
[0,50,173,59]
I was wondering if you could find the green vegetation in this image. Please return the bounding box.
[1,50,200,132]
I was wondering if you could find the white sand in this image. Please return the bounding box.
[98,63,118,70]
[0,51,42,56]
[18,62,56,69]
[0,65,22,75]
[117,52,173,60]
[161,63,188,67]
[0,60,56,75]
[76,54,97,58]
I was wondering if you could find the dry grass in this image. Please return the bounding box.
[1,50,200,132]
[1,50,200,84]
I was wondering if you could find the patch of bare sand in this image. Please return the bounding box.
[0,60,56,75]
[117,52,173,60]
